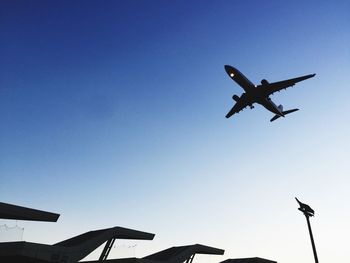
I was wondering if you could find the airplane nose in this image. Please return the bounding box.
[224,65,232,71]
[224,65,235,78]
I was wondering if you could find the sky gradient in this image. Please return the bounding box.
[1,1,350,262]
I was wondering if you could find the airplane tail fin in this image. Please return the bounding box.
[270,108,299,122]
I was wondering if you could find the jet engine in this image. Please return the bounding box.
[232,95,240,102]
[261,79,269,85]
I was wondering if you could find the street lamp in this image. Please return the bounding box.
[295,197,319,263]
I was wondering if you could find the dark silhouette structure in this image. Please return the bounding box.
[221,258,276,263]
[0,202,59,222]
[0,226,155,263]
[224,65,315,121]
[296,197,319,263]
[0,202,281,263]
[0,202,278,263]
[83,244,225,263]
[0,203,225,263]
[144,244,224,263]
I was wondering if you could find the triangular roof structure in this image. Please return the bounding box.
[144,244,224,263]
[85,244,225,263]
[83,244,224,263]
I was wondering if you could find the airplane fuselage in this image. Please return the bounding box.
[225,65,284,116]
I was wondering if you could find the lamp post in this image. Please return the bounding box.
[295,197,319,263]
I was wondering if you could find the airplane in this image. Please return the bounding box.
[295,197,315,217]
[224,65,315,121]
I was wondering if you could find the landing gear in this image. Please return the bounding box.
[249,105,254,109]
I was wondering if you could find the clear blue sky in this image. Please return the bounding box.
[0,1,349,262]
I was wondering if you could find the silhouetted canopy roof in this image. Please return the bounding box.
[0,202,60,222]
[83,244,224,263]
[0,226,155,263]
[221,258,277,263]
[144,244,224,262]
[55,226,155,247]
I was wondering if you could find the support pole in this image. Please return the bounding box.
[185,254,195,263]
[99,238,116,261]
[305,215,319,263]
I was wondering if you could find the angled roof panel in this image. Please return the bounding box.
[221,258,277,263]
[55,226,155,247]
[144,244,224,262]
[0,202,59,222]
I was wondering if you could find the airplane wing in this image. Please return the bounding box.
[225,95,250,118]
[261,74,316,96]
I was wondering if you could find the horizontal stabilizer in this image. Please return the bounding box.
[270,114,281,122]
[282,108,299,115]
[270,108,299,122]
